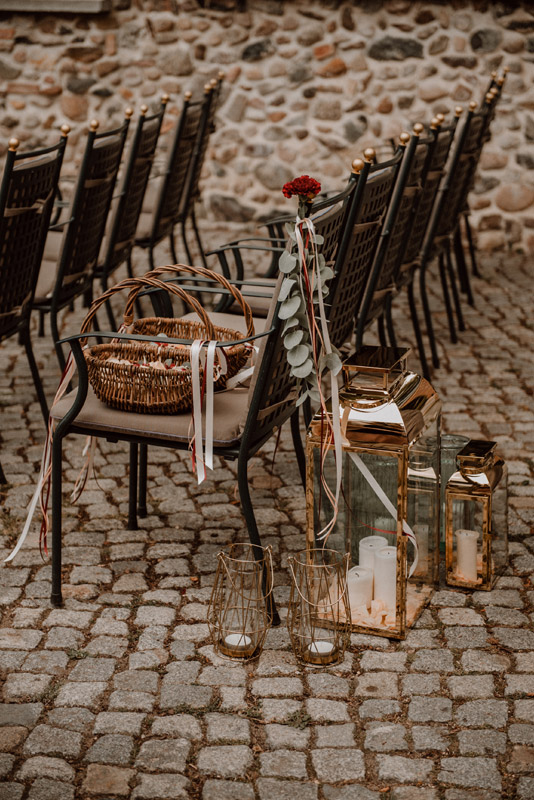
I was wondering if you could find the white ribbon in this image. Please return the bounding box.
[348,451,419,578]
[190,339,227,484]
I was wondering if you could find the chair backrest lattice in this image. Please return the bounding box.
[0,132,68,339]
[364,132,430,326]
[328,151,402,350]
[183,77,222,210]
[52,116,129,307]
[103,100,167,279]
[151,88,213,244]
[400,119,458,272]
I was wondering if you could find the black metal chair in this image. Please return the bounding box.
[33,113,130,371]
[0,129,69,482]
[134,84,215,270]
[96,98,168,329]
[390,112,460,379]
[418,99,494,369]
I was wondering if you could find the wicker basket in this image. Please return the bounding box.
[80,268,254,414]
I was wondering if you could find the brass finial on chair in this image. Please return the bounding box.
[436,113,445,124]
[184,90,193,101]
[140,105,148,116]
[161,93,169,105]
[8,137,19,152]
[204,83,212,94]
[485,92,494,105]
[90,119,99,132]
[430,117,441,130]
[125,107,134,119]
[455,105,463,117]
[210,78,218,89]
[497,76,505,87]
[60,124,70,138]
[503,65,510,74]
[469,100,477,111]
[218,70,225,80]
[351,158,365,174]
[363,147,376,163]
[413,122,424,136]
[399,131,410,146]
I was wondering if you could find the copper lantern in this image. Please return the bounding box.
[445,440,508,590]
[306,346,441,639]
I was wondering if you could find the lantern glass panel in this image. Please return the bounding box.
[448,495,485,585]
[407,420,440,585]
[439,434,469,542]
[311,446,401,634]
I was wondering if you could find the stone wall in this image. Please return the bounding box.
[1,0,533,252]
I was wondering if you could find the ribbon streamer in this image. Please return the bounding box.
[348,451,419,578]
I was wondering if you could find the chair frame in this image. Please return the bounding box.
[0,130,69,482]
[33,113,130,371]
[98,98,168,329]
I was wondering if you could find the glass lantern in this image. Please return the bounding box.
[306,346,441,640]
[445,440,508,590]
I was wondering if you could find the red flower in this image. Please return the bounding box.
[282,175,322,201]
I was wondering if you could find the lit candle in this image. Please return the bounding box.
[308,640,334,655]
[455,529,479,582]
[222,633,252,652]
[347,565,373,611]
[359,535,388,571]
[373,546,397,612]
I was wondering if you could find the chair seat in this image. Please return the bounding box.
[34,230,63,302]
[51,383,249,446]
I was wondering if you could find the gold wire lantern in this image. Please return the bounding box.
[208,543,273,660]
[306,346,441,640]
[287,548,351,667]
[445,440,508,590]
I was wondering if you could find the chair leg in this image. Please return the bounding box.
[377,315,388,347]
[384,296,398,351]
[454,229,474,307]
[138,443,148,518]
[445,243,465,332]
[237,451,280,627]
[38,311,45,338]
[21,329,49,425]
[0,460,7,485]
[407,282,431,381]
[290,409,306,491]
[50,310,67,374]
[419,263,440,370]
[191,207,209,270]
[128,443,139,531]
[437,251,457,345]
[51,432,64,607]
[180,219,194,266]
[464,212,480,277]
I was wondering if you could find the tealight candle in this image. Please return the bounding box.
[347,565,373,611]
[220,633,253,657]
[359,535,388,572]
[455,529,479,582]
[308,640,334,656]
[373,546,397,612]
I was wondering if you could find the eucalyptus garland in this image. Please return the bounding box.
[279,176,343,408]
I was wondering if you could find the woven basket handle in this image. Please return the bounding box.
[81,275,215,340]
[148,263,255,338]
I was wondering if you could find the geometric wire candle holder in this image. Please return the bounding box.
[207,543,273,661]
[287,548,351,668]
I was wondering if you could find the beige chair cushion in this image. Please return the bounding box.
[51,383,249,446]
[230,279,276,318]
[34,230,64,302]
[180,311,268,335]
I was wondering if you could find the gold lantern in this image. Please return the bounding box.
[445,440,508,590]
[306,346,441,639]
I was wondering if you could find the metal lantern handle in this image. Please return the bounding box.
[218,545,274,602]
[287,552,349,612]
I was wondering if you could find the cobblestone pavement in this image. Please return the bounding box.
[0,245,533,799]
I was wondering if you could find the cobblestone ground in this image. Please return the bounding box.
[0,242,533,799]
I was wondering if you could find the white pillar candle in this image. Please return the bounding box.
[359,535,389,571]
[347,565,373,611]
[373,546,397,612]
[455,529,479,582]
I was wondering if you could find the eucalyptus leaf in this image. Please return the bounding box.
[278,294,302,319]
[317,254,326,268]
[314,234,324,245]
[292,358,314,379]
[324,351,343,375]
[296,390,309,408]
[287,343,310,367]
[282,317,299,334]
[285,222,296,238]
[279,277,296,301]
[284,328,304,349]
[279,250,297,274]
[320,266,334,282]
